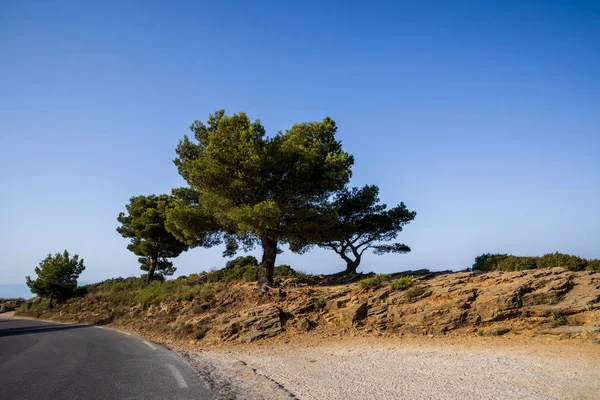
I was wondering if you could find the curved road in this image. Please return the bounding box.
[0,316,214,400]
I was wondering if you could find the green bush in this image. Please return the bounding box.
[472,253,509,271]
[313,298,326,310]
[134,281,174,309]
[359,274,392,289]
[225,256,258,270]
[391,276,413,291]
[494,256,538,271]
[204,257,297,283]
[537,252,588,271]
[204,256,260,282]
[359,277,380,289]
[587,259,600,272]
[405,286,425,300]
[551,310,568,326]
[472,252,594,272]
[274,264,296,278]
[193,325,209,340]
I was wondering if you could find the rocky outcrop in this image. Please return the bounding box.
[218,305,284,342]
[209,268,600,342]
[17,267,600,344]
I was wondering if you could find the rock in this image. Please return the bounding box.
[473,285,532,322]
[218,304,284,342]
[486,327,510,336]
[299,318,315,332]
[521,275,572,306]
[287,298,316,315]
[337,303,368,327]
[367,305,388,330]
[536,324,600,340]
[326,296,351,311]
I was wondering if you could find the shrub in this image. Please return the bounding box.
[205,256,260,282]
[359,274,392,289]
[225,256,258,270]
[178,290,196,302]
[134,281,173,309]
[313,298,326,310]
[587,259,600,273]
[391,276,413,291]
[494,256,538,271]
[242,266,260,282]
[472,252,593,272]
[405,286,425,300]
[472,253,509,271]
[274,264,296,278]
[537,252,587,271]
[204,258,297,283]
[551,310,568,326]
[141,273,166,283]
[193,325,209,340]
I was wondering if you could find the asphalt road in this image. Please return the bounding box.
[0,316,214,400]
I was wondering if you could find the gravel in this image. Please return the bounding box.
[186,338,600,400]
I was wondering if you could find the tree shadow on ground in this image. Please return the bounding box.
[0,323,89,338]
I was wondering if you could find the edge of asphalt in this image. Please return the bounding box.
[0,312,297,400]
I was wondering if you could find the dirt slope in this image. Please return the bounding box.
[16,268,600,345]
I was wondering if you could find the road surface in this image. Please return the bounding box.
[0,315,214,400]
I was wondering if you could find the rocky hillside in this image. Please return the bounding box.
[17,268,600,344]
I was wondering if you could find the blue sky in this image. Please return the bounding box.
[1,1,599,297]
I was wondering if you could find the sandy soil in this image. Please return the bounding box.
[183,335,600,400]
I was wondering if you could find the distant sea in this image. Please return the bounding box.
[0,284,32,299]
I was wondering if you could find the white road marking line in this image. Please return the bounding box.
[94,326,132,336]
[143,340,157,350]
[166,363,188,388]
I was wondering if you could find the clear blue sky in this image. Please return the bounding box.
[1,1,599,297]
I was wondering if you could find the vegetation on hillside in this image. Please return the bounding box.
[25,250,85,308]
[0,298,25,313]
[472,252,600,272]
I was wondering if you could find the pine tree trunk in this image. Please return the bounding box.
[49,293,54,309]
[344,257,361,274]
[146,256,157,284]
[258,236,278,288]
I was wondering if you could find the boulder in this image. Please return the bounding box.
[299,318,316,332]
[326,296,351,311]
[486,327,510,336]
[337,303,368,327]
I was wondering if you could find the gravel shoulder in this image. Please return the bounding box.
[182,336,600,400]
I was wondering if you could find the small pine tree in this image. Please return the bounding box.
[25,250,85,308]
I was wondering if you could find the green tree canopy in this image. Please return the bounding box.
[171,110,354,286]
[318,185,416,273]
[117,194,195,282]
[26,250,85,308]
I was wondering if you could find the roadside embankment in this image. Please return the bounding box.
[12,267,600,399]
